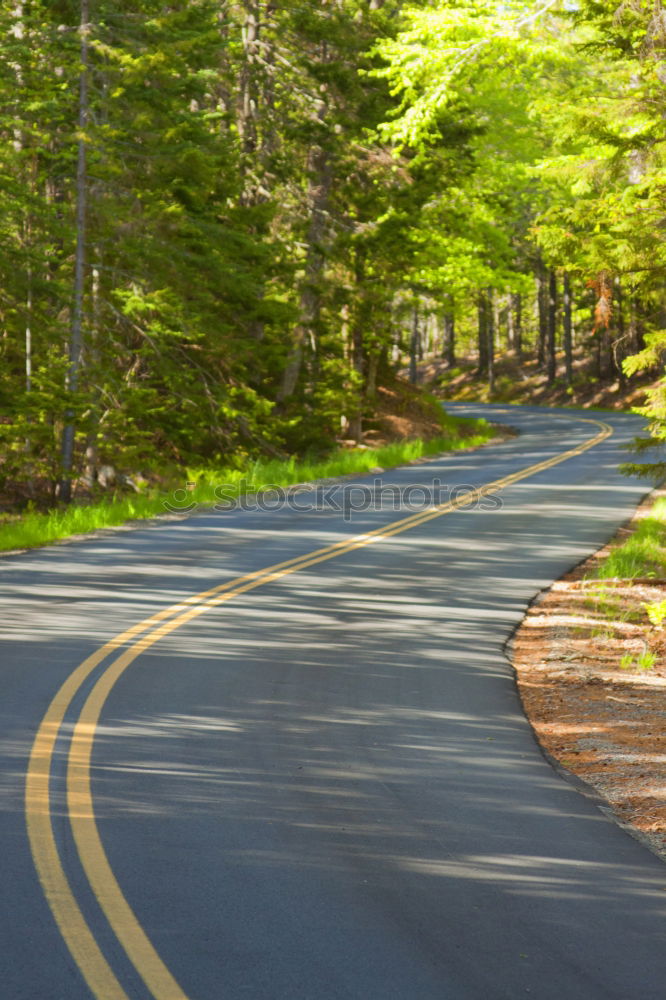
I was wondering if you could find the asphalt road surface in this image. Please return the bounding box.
[1,403,665,1000]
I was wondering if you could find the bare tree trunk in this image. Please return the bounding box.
[476,292,488,374]
[60,0,89,502]
[366,352,378,399]
[487,288,495,394]
[417,314,425,360]
[536,264,547,367]
[25,272,32,392]
[628,294,644,354]
[351,252,366,384]
[563,272,573,388]
[442,308,455,367]
[509,292,522,357]
[493,293,501,356]
[546,269,557,383]
[614,278,627,390]
[409,305,419,384]
[84,263,101,485]
[591,287,603,378]
[236,1,271,343]
[237,2,260,173]
[347,251,367,442]
[11,5,34,396]
[278,139,332,401]
[599,325,612,379]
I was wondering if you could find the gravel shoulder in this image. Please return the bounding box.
[512,489,666,862]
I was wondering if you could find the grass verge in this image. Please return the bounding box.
[582,492,666,672]
[0,416,494,554]
[593,496,666,580]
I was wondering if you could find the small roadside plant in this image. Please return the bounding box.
[594,497,666,581]
[620,649,657,672]
[645,599,666,629]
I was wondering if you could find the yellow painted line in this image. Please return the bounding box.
[26,551,396,1000]
[26,683,131,1000]
[27,417,612,1000]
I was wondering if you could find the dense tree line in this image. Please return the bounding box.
[374,0,666,475]
[1,0,664,503]
[0,0,421,499]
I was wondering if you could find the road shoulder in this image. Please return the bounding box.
[511,489,666,863]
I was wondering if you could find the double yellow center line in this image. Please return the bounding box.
[25,418,612,1000]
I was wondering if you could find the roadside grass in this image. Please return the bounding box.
[0,416,494,553]
[593,497,666,580]
[583,495,666,671]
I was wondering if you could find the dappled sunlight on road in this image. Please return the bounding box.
[1,405,664,1000]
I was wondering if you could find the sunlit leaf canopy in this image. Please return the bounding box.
[0,0,665,498]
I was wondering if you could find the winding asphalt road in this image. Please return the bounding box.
[1,403,665,1000]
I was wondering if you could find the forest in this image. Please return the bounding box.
[1,0,665,509]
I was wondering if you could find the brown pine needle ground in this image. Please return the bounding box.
[512,489,666,862]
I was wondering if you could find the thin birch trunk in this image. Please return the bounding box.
[547,269,557,383]
[615,278,627,390]
[563,272,573,388]
[537,263,547,367]
[442,309,455,367]
[487,288,495,394]
[409,305,419,384]
[84,263,101,485]
[278,126,331,401]
[509,292,522,356]
[11,5,33,394]
[476,293,488,374]
[60,0,89,501]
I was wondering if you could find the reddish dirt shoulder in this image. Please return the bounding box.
[511,491,666,862]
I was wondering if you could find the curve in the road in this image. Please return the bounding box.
[25,416,613,1000]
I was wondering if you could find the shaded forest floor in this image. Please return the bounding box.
[0,375,484,515]
[513,490,666,863]
[415,347,660,411]
[0,376,501,550]
[362,376,493,445]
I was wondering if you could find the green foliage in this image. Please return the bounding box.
[372,0,580,299]
[593,497,666,580]
[3,0,666,512]
[645,599,666,628]
[372,0,666,460]
[0,416,495,551]
[0,0,430,499]
[620,334,666,478]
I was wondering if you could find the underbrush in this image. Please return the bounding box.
[0,416,493,553]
